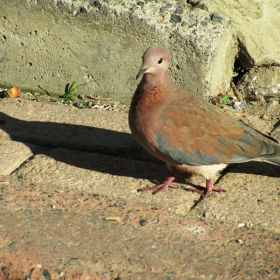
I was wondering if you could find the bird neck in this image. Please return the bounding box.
[143,71,171,89]
[137,75,170,110]
[129,71,173,139]
[137,72,173,106]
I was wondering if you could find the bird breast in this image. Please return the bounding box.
[129,85,170,156]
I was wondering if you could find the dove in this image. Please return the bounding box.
[129,45,280,200]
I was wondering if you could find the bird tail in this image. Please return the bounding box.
[264,157,280,166]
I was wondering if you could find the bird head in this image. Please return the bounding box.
[136,45,171,79]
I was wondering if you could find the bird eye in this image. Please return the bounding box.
[158,58,163,64]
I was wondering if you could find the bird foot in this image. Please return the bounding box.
[137,176,179,195]
[185,179,226,201]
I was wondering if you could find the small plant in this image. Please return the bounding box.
[217,93,230,108]
[57,81,77,104]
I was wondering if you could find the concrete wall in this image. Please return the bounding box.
[5,0,278,103]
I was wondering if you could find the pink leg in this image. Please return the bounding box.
[138,176,180,195]
[185,179,225,200]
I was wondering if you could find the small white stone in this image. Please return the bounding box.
[237,223,245,227]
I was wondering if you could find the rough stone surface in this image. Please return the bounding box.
[1,177,280,279]
[0,97,280,278]
[199,0,280,67]
[1,0,280,276]
[0,139,33,175]
[1,0,280,105]
[240,66,280,98]
[0,0,237,103]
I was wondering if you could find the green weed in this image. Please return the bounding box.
[217,93,230,108]
[57,81,77,104]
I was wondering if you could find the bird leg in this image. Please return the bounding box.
[137,176,180,195]
[185,179,225,200]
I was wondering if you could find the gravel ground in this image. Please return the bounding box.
[0,89,280,279]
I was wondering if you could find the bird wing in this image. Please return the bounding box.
[153,89,280,166]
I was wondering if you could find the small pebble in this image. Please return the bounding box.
[56,269,64,278]
[160,3,172,13]
[139,219,147,226]
[79,7,87,13]
[233,101,246,110]
[170,14,181,23]
[197,13,206,21]
[41,269,51,280]
[137,1,144,7]
[188,20,196,27]
[211,13,223,23]
[175,6,184,15]
[188,14,196,27]
[202,212,209,218]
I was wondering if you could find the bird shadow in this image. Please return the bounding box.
[0,112,279,183]
[0,112,165,180]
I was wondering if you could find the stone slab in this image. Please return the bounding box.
[0,0,237,102]
[201,0,280,67]
[0,138,34,175]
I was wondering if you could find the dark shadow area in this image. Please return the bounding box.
[0,112,279,181]
[0,112,165,179]
[225,161,280,177]
[0,112,148,160]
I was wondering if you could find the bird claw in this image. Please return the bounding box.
[137,176,179,195]
[185,185,225,196]
[138,177,225,209]
[186,179,226,204]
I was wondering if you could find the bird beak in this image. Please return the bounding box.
[136,66,149,79]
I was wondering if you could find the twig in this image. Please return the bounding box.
[231,82,243,100]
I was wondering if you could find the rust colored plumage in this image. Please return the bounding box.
[129,45,280,201]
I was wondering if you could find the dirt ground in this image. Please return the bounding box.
[0,89,280,279]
